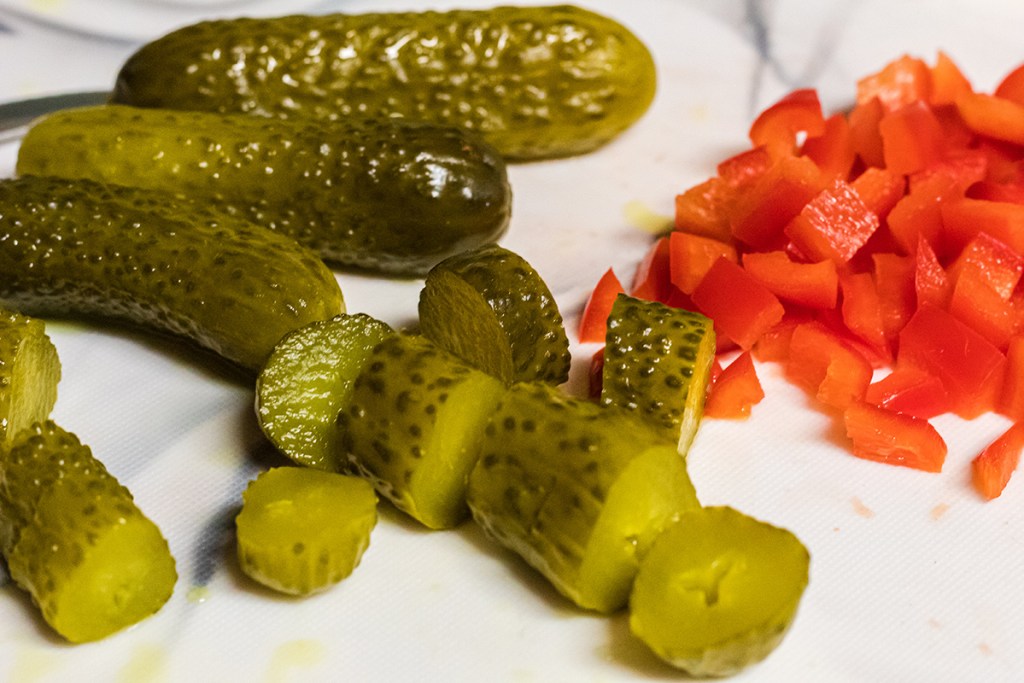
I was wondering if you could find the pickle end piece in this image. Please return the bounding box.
[42,514,178,643]
[629,506,810,677]
[0,312,61,444]
[236,467,378,596]
[255,314,393,471]
[576,444,700,613]
[419,269,514,382]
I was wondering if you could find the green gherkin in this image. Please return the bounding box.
[0,175,344,371]
[0,308,60,445]
[600,295,716,454]
[110,6,657,161]
[0,421,177,643]
[466,382,701,614]
[17,105,512,275]
[339,334,507,530]
[256,313,393,471]
[419,245,571,386]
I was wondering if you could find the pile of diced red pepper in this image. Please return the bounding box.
[579,53,1024,500]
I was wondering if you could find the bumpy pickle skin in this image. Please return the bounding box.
[235,467,378,596]
[466,382,701,613]
[338,333,507,530]
[0,421,177,643]
[256,313,393,471]
[600,294,716,454]
[0,308,61,445]
[419,245,571,385]
[0,175,344,371]
[17,105,512,275]
[110,6,657,161]
[628,506,810,677]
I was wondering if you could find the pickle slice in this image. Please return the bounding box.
[418,245,570,385]
[467,382,700,613]
[600,295,716,454]
[629,506,810,677]
[235,467,378,596]
[256,313,393,471]
[0,308,60,444]
[0,421,177,643]
[338,334,507,530]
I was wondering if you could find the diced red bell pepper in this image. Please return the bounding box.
[879,101,948,176]
[751,311,812,363]
[578,268,625,343]
[948,273,1016,350]
[929,51,974,106]
[947,232,1024,301]
[850,167,906,220]
[668,231,737,295]
[967,177,1024,204]
[898,304,1007,418]
[941,198,1024,258]
[674,177,737,242]
[748,89,827,157]
[785,178,880,263]
[971,421,1024,500]
[857,55,934,113]
[630,235,673,302]
[956,91,1024,146]
[588,346,605,399]
[994,63,1024,105]
[887,169,962,255]
[864,366,950,419]
[848,97,887,169]
[872,253,917,344]
[802,113,857,180]
[913,235,952,310]
[839,271,891,362]
[741,250,838,310]
[843,400,947,473]
[704,351,764,419]
[730,155,826,250]
[999,336,1024,420]
[717,146,774,185]
[786,321,873,410]
[691,257,786,350]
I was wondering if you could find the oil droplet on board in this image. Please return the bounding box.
[187,585,211,604]
[118,643,168,683]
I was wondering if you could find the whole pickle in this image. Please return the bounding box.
[0,175,344,371]
[110,5,657,160]
[17,105,511,275]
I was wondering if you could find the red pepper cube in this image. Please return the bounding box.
[843,401,947,473]
[995,63,1024,106]
[839,271,892,362]
[941,198,1024,263]
[742,250,838,309]
[578,268,626,343]
[929,51,974,107]
[864,366,950,419]
[729,155,825,250]
[849,97,887,170]
[674,177,736,242]
[971,421,1024,500]
[785,178,880,264]
[879,101,948,176]
[630,236,673,303]
[802,112,857,180]
[704,351,765,419]
[999,336,1024,420]
[691,257,785,350]
[752,311,812,363]
[587,347,605,399]
[949,232,1024,300]
[850,166,906,220]
[748,89,827,157]
[856,55,934,113]
[887,171,962,255]
[956,91,1024,146]
[898,304,1007,419]
[948,275,1016,351]
[914,235,952,310]
[872,253,917,345]
[668,231,738,295]
[786,321,873,410]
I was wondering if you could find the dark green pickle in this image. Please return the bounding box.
[110,5,657,160]
[0,175,344,371]
[17,104,511,275]
[419,245,571,385]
